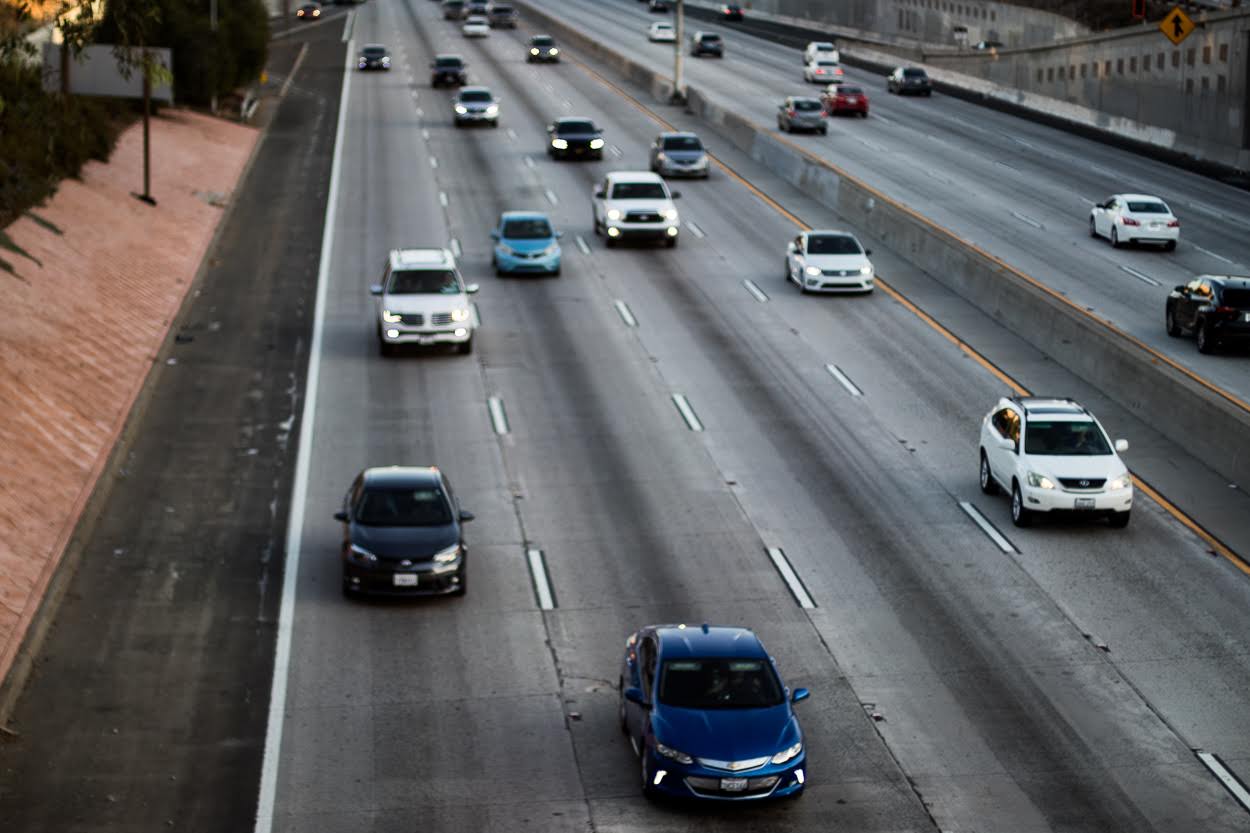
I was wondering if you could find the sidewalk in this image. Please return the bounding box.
[0,110,258,690]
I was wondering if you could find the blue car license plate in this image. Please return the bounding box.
[720,777,749,791]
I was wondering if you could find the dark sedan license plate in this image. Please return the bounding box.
[720,777,749,792]
[1074,497,1096,511]
[393,573,418,587]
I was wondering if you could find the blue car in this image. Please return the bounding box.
[619,624,809,801]
[491,211,562,275]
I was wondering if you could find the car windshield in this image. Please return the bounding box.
[793,99,822,111]
[807,234,862,254]
[435,57,463,68]
[654,23,672,29]
[363,47,386,58]
[903,68,927,77]
[662,136,702,150]
[611,182,667,199]
[502,218,553,239]
[355,487,453,526]
[557,120,596,134]
[1024,420,1112,456]
[1220,288,1250,308]
[492,5,513,12]
[658,659,785,709]
[1126,201,1169,214]
[388,269,460,294]
[701,34,721,42]
[839,86,864,95]
[532,36,554,45]
[459,90,492,102]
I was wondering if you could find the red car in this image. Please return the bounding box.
[822,83,869,118]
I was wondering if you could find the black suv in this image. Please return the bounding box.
[1166,275,1250,354]
[527,34,559,63]
[430,54,468,87]
[336,467,474,597]
[887,66,932,96]
[547,117,605,160]
[357,43,390,71]
[690,31,723,57]
[489,3,517,27]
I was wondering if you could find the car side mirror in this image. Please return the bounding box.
[459,509,475,522]
[490,231,500,240]
[996,436,1015,451]
[334,511,349,522]
[786,242,796,252]
[555,231,564,238]
[864,248,873,256]
[791,687,810,704]
[370,284,383,296]
[1173,285,1186,293]
[465,283,480,294]
[624,687,648,707]
[593,186,604,197]
[1114,439,1129,453]
[546,124,555,133]
[670,191,681,199]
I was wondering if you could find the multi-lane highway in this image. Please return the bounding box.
[258,2,1250,832]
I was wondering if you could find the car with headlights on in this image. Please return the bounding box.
[777,96,827,134]
[492,211,562,275]
[979,397,1133,528]
[488,1,517,26]
[452,86,499,127]
[690,31,723,57]
[785,230,873,292]
[1089,193,1179,251]
[887,65,932,95]
[357,43,391,71]
[371,248,479,355]
[593,171,681,247]
[803,58,843,84]
[649,132,709,178]
[821,83,868,117]
[527,34,559,62]
[336,466,474,597]
[649,0,670,12]
[461,14,490,36]
[430,54,468,87]
[619,624,809,801]
[648,21,675,41]
[1166,275,1250,354]
[547,117,605,160]
[295,2,322,19]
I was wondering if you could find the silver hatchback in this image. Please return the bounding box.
[777,96,827,135]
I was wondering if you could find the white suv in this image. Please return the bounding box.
[592,171,681,248]
[978,397,1133,528]
[371,248,479,356]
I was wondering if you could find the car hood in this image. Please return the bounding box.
[653,703,799,762]
[350,522,458,559]
[1025,455,1125,480]
[603,198,674,211]
[380,293,469,314]
[803,253,870,270]
[501,237,557,252]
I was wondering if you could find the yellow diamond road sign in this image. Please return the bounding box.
[1161,6,1195,45]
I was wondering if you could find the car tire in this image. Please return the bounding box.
[1011,481,1034,528]
[491,121,499,128]
[820,125,828,135]
[784,259,792,285]
[1108,510,1131,529]
[666,236,677,248]
[861,111,868,118]
[1110,226,1121,248]
[1089,217,1098,238]
[458,337,473,355]
[1163,240,1176,252]
[1166,306,1182,337]
[924,90,932,97]
[551,265,561,277]
[341,582,358,599]
[1197,320,1216,354]
[979,451,999,495]
[378,339,394,358]
[641,752,659,800]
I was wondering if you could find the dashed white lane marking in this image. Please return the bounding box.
[506,127,518,140]
[671,394,704,432]
[421,128,430,140]
[526,548,555,610]
[686,221,705,239]
[613,299,638,327]
[872,113,892,125]
[996,160,1018,171]
[575,235,591,255]
[562,100,572,110]
[766,547,816,609]
[416,107,424,117]
[429,155,438,168]
[1196,751,1250,813]
[488,396,510,435]
[1011,210,1043,229]
[926,170,956,187]
[450,237,461,257]
[544,188,559,206]
[1193,244,1234,264]
[958,501,1017,554]
[439,191,449,208]
[858,138,888,153]
[824,364,863,397]
[742,279,769,303]
[609,145,623,158]
[410,89,418,99]
[524,156,536,169]
[1120,265,1161,287]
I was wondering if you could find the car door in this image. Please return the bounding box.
[986,406,1020,485]
[786,233,805,280]
[1091,198,1109,236]
[626,634,657,743]
[1176,278,1204,329]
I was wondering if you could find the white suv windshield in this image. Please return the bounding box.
[1024,420,1111,456]
[388,269,460,294]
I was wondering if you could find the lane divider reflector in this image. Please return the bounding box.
[824,364,863,397]
[1195,751,1250,813]
[526,548,555,610]
[614,299,638,327]
[450,238,461,257]
[428,155,437,168]
[767,547,816,609]
[671,394,704,432]
[958,501,1017,554]
[743,279,769,303]
[488,396,509,435]
[439,191,449,208]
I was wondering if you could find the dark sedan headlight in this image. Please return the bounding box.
[655,741,693,765]
[348,544,378,564]
[771,741,802,765]
[433,543,462,564]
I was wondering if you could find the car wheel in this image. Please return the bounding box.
[1110,226,1121,248]
[641,751,659,800]
[1108,510,1131,529]
[1163,240,1176,252]
[458,337,473,355]
[341,582,358,599]
[378,339,394,358]
[1011,481,1033,528]
[784,259,792,285]
[861,110,868,118]
[979,451,999,495]
[1197,320,1216,354]
[1089,217,1098,238]
[924,90,932,97]
[820,125,828,135]
[1166,306,1182,337]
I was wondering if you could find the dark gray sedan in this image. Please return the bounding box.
[887,66,932,96]
[649,132,710,178]
[777,96,828,134]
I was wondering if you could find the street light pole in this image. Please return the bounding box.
[672,0,685,103]
[210,0,219,113]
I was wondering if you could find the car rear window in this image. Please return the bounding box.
[1221,288,1250,308]
[816,60,838,67]
[459,90,492,101]
[502,218,553,239]
[557,120,596,133]
[807,234,862,254]
[388,269,460,294]
[355,487,452,526]
[611,182,667,199]
[839,86,864,95]
[662,135,703,150]
[700,34,721,42]
[793,99,822,111]
[1024,420,1111,456]
[435,57,464,67]
[491,4,513,12]
[903,68,927,77]
[1126,201,1169,214]
[658,659,784,709]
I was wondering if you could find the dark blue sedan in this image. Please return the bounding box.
[619,624,809,800]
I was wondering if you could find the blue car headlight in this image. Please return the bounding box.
[655,741,693,765]
[771,741,802,765]
[541,242,561,256]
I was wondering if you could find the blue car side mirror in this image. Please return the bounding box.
[490,231,500,240]
[624,687,647,706]
[791,687,810,704]
[556,231,564,238]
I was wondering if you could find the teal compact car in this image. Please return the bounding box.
[491,211,562,275]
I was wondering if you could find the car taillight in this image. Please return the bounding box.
[788,109,796,116]
[1215,306,1238,314]
[1121,216,1140,226]
[1167,219,1180,227]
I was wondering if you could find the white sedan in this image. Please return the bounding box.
[1089,193,1179,250]
[648,21,676,41]
[804,59,844,84]
[462,15,490,36]
[785,230,874,293]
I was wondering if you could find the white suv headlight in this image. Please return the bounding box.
[451,308,470,322]
[859,264,873,275]
[804,265,822,277]
[1108,474,1132,491]
[771,741,802,765]
[381,310,403,323]
[607,208,622,221]
[1027,471,1056,489]
[661,208,679,221]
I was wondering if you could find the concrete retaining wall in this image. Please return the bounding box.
[514,0,1250,489]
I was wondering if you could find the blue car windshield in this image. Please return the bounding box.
[502,219,553,239]
[658,659,784,709]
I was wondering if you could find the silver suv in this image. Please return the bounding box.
[370,249,479,356]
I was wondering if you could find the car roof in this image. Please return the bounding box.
[500,210,552,222]
[805,229,856,238]
[789,95,822,103]
[654,625,768,659]
[361,466,443,488]
[555,116,596,125]
[1005,397,1093,419]
[658,131,699,139]
[605,170,664,183]
[434,53,465,61]
[390,248,455,269]
[531,33,554,39]
[1115,193,1167,202]
[363,43,387,50]
[1200,275,1250,287]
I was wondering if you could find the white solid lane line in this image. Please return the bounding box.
[450,238,461,257]
[958,501,1017,554]
[742,279,769,303]
[506,127,518,140]
[439,191,449,208]
[824,364,863,397]
[544,188,559,206]
[255,34,354,833]
[1011,210,1044,229]
[488,396,510,435]
[1120,265,1161,287]
[575,235,591,255]
[526,548,555,610]
[766,548,816,609]
[1196,751,1250,813]
[671,394,704,432]
[613,299,638,327]
[341,9,355,42]
[686,221,705,239]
